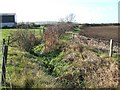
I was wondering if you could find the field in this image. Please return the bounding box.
[80,26,119,42]
[0,26,120,88]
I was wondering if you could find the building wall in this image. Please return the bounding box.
[0,22,16,28]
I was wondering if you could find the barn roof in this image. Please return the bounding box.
[0,13,16,16]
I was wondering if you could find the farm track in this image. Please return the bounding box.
[80,26,119,43]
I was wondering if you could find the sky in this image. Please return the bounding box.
[0,0,119,23]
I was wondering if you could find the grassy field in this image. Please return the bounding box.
[1,29,42,39]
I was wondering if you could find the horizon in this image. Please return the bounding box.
[16,21,120,24]
[0,0,119,23]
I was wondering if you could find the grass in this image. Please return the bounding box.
[60,32,73,43]
[2,29,42,39]
[6,41,60,88]
[2,29,17,38]
[73,27,81,33]
[89,47,120,61]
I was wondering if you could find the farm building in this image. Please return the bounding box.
[0,13,16,28]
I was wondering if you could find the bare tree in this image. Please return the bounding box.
[65,13,76,23]
[59,13,76,23]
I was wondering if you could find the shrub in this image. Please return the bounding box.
[43,22,74,53]
[11,29,41,52]
[43,26,59,53]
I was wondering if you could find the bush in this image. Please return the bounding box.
[11,29,41,52]
[43,22,74,53]
[43,26,59,52]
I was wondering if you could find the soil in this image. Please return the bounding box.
[79,26,119,43]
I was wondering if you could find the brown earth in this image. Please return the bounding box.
[79,26,119,42]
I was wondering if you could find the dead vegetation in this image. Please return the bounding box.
[61,42,120,88]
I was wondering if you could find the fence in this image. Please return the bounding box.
[73,34,119,53]
[72,34,120,57]
[0,37,12,89]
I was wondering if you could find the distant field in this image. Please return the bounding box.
[1,29,41,40]
[80,26,119,42]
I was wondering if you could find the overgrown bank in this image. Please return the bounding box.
[2,24,120,88]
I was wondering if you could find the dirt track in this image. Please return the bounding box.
[79,26,119,42]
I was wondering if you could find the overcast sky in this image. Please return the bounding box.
[0,0,119,23]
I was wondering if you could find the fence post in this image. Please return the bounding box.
[1,50,6,86]
[3,45,8,64]
[8,36,10,45]
[1,39,8,86]
[109,39,113,57]
[3,39,5,45]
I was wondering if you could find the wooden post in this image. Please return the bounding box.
[1,39,8,86]
[3,45,8,64]
[8,36,10,45]
[3,39,5,45]
[1,52,6,86]
[109,39,113,57]
[72,33,75,39]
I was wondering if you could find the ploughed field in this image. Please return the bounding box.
[79,26,119,43]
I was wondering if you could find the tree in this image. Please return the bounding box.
[59,13,76,23]
[65,13,76,23]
